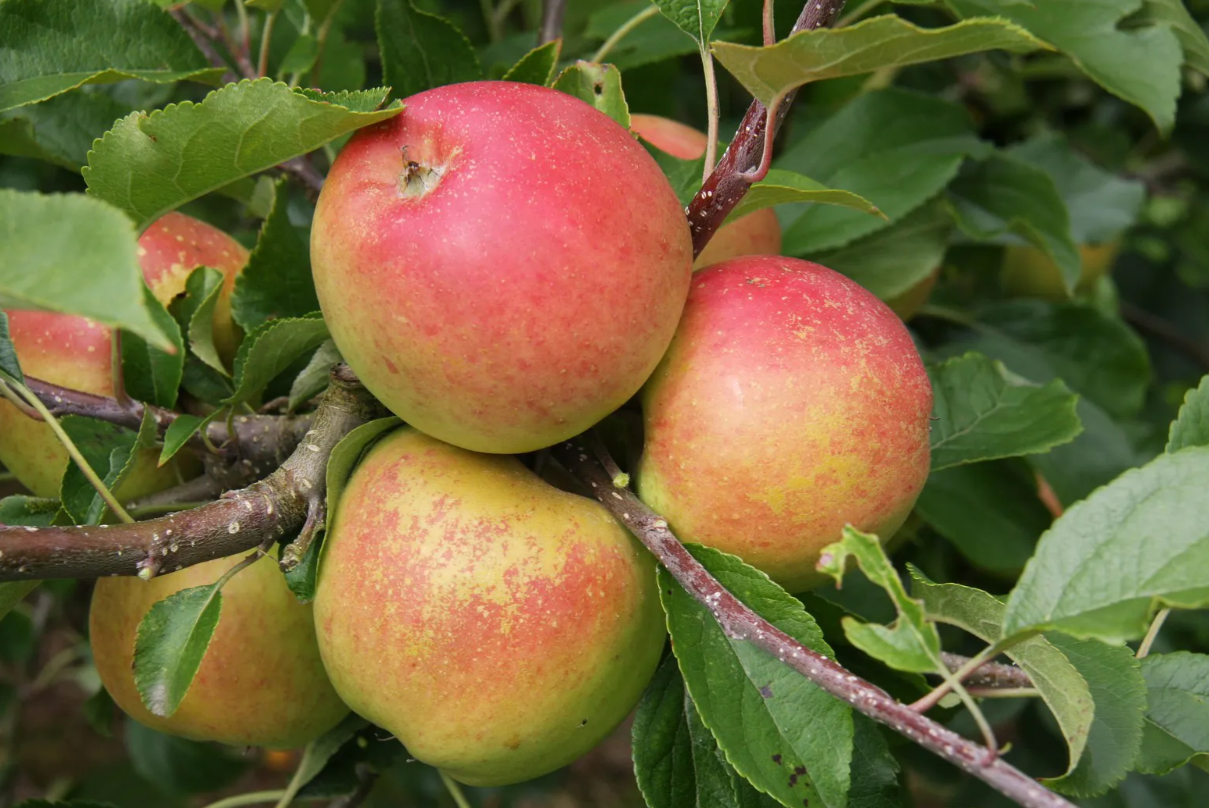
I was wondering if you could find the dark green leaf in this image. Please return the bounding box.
[0,190,174,349]
[0,89,132,171]
[323,417,403,536]
[585,2,708,72]
[226,314,330,408]
[231,179,319,332]
[159,413,209,466]
[552,62,631,128]
[928,352,1082,470]
[174,267,228,378]
[0,582,37,624]
[83,686,116,739]
[1135,652,1209,775]
[58,414,151,525]
[1167,375,1209,452]
[1134,0,1209,77]
[1003,446,1209,641]
[0,0,224,112]
[125,720,249,794]
[1032,398,1141,507]
[662,545,853,808]
[376,0,482,101]
[727,169,883,225]
[0,311,22,382]
[288,340,343,412]
[651,0,729,44]
[0,495,59,526]
[83,81,403,229]
[645,145,705,206]
[133,584,224,717]
[947,153,1081,292]
[503,39,562,85]
[713,16,1045,107]
[122,285,185,408]
[274,714,370,804]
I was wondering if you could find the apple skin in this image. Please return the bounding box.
[629,113,782,269]
[1001,241,1120,299]
[313,428,666,786]
[310,82,692,454]
[884,268,940,321]
[0,213,246,498]
[90,551,349,749]
[636,256,933,592]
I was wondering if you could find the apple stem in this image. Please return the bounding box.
[552,438,1077,808]
[763,0,776,46]
[685,0,847,258]
[700,46,721,185]
[0,367,386,582]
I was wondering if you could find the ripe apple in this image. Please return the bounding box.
[637,255,933,592]
[884,268,940,321]
[313,428,666,786]
[310,81,692,454]
[629,113,782,269]
[1001,240,1121,299]
[0,213,247,498]
[90,550,348,749]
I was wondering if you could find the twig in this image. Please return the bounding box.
[1137,608,1171,659]
[591,5,658,62]
[125,475,225,513]
[939,652,1033,689]
[172,9,238,84]
[685,0,847,257]
[912,645,1006,713]
[258,10,279,78]
[553,438,1075,808]
[1120,302,1209,369]
[0,367,386,582]
[538,0,566,45]
[966,687,1041,699]
[281,156,325,197]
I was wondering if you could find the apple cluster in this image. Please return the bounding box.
[1,82,935,785]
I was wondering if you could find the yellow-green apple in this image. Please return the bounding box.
[0,213,247,498]
[91,550,348,748]
[1001,240,1120,299]
[313,428,665,786]
[637,255,933,592]
[884,268,940,321]
[629,113,782,269]
[310,82,692,454]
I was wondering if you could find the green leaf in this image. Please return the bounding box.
[83,685,115,738]
[552,62,631,128]
[1134,0,1209,77]
[0,495,58,527]
[1033,398,1141,507]
[226,314,330,408]
[503,39,563,85]
[726,169,883,225]
[1006,134,1146,246]
[645,146,705,206]
[950,0,1184,132]
[159,413,210,466]
[661,545,854,808]
[817,527,942,674]
[928,352,1083,470]
[375,0,482,101]
[585,2,717,72]
[1167,375,1209,452]
[947,153,1081,292]
[174,268,228,377]
[650,0,730,44]
[231,179,319,332]
[83,80,403,229]
[132,555,255,717]
[123,286,186,408]
[0,581,38,623]
[1136,652,1209,775]
[279,33,320,78]
[0,89,133,171]
[713,15,1046,108]
[0,190,174,350]
[915,461,1051,578]
[288,339,343,412]
[58,414,153,526]
[1003,446,1209,642]
[0,311,22,383]
[125,719,249,794]
[911,571,1144,796]
[811,199,952,302]
[937,300,1151,420]
[846,716,903,808]
[273,714,369,806]
[0,0,225,112]
[777,88,989,255]
[632,656,744,808]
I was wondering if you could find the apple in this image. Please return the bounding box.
[90,550,348,749]
[1001,240,1121,299]
[313,427,666,786]
[629,113,782,269]
[0,212,247,499]
[637,255,933,592]
[310,81,692,454]
[884,268,940,321]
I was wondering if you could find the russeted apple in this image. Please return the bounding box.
[1001,241,1120,298]
[629,113,782,269]
[0,213,247,498]
[91,551,349,748]
[310,81,692,454]
[637,256,933,592]
[314,428,666,786]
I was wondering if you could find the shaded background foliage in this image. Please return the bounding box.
[4,0,1209,806]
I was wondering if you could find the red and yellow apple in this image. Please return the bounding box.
[310,81,692,454]
[314,428,665,786]
[629,113,782,269]
[0,213,248,498]
[637,255,933,592]
[1001,241,1121,299]
[90,550,348,748]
